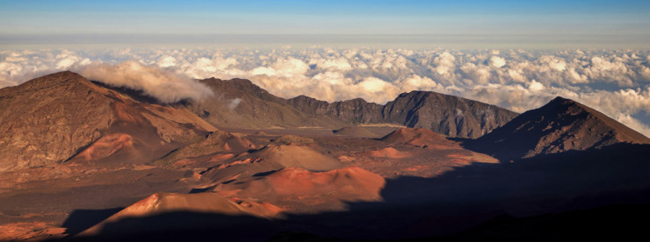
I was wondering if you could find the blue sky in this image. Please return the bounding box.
[1,0,650,48]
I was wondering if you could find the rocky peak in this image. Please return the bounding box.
[382,90,519,138]
[474,96,650,160]
[0,71,216,171]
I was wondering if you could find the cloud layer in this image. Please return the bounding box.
[80,61,213,103]
[1,47,650,136]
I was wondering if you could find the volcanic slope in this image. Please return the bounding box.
[185,78,345,129]
[77,192,282,239]
[153,130,256,168]
[198,136,344,184]
[0,71,216,171]
[344,128,498,178]
[212,166,385,213]
[288,91,518,138]
[473,96,650,160]
[333,126,381,138]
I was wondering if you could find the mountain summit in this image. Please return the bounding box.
[382,91,518,138]
[0,71,216,171]
[474,96,650,159]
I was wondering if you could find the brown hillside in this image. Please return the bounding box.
[0,71,216,171]
[474,96,650,159]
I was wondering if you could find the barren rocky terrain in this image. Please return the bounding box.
[1,71,649,241]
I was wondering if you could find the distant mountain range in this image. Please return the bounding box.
[189,78,519,138]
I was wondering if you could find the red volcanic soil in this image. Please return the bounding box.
[213,166,385,212]
[312,128,498,178]
[255,144,342,171]
[266,167,384,200]
[0,222,66,241]
[68,133,138,163]
[112,101,150,126]
[362,147,412,159]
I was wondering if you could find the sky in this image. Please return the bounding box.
[1,0,650,49]
[1,1,650,137]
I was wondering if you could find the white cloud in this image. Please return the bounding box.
[2,47,650,137]
[157,56,177,68]
[269,57,310,77]
[80,61,213,103]
[528,80,545,92]
[313,57,352,71]
[489,56,506,68]
[0,62,23,76]
[357,77,393,93]
[398,75,437,92]
[228,98,242,110]
[460,63,491,84]
[584,56,634,86]
[433,52,456,75]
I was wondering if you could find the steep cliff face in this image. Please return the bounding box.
[0,71,216,171]
[382,91,519,138]
[287,91,518,138]
[287,95,384,124]
[474,97,650,159]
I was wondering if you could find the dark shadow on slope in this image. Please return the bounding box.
[262,143,650,240]
[379,142,650,207]
[52,143,650,241]
[55,202,650,242]
[61,208,124,236]
[253,169,279,177]
[61,139,101,163]
[188,186,215,194]
[90,81,162,105]
[56,212,280,242]
[459,135,529,161]
[90,80,190,106]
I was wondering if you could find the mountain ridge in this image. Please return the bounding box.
[196,78,519,138]
[185,78,346,129]
[472,96,650,160]
[285,90,519,138]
